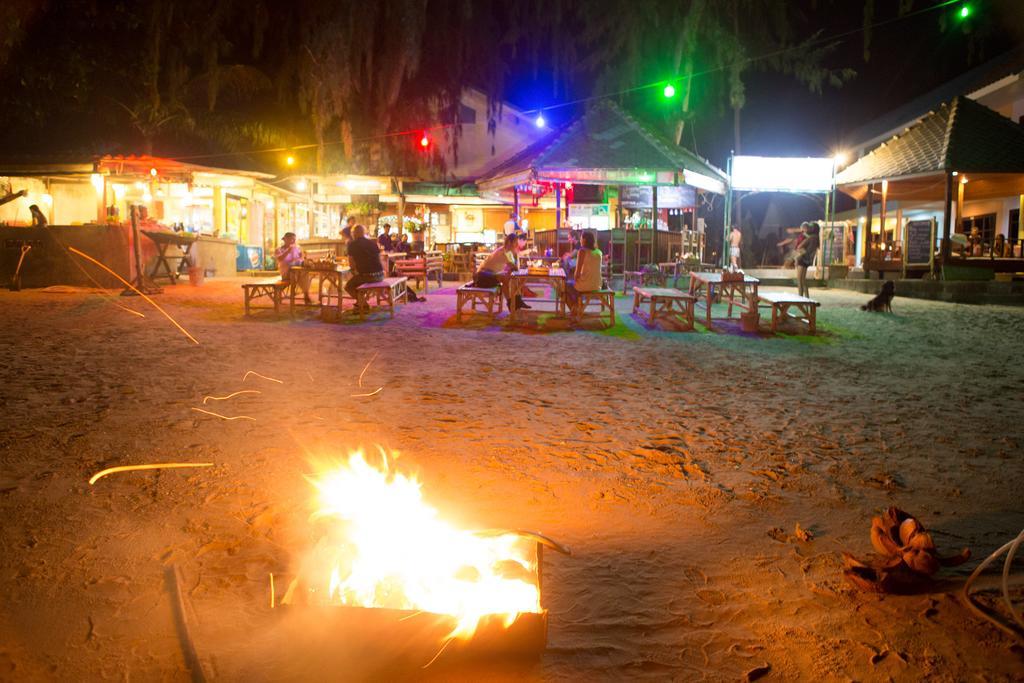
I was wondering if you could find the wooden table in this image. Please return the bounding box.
[757,292,820,334]
[288,264,348,316]
[314,265,352,318]
[687,271,759,330]
[142,230,196,284]
[632,286,695,330]
[508,267,566,320]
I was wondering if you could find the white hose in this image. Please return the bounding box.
[1002,531,1024,631]
[963,529,1024,641]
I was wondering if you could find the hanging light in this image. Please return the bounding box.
[295,179,308,192]
[663,83,676,98]
[285,155,296,167]
[534,113,546,128]
[149,167,158,177]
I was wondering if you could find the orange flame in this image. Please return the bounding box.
[299,451,541,640]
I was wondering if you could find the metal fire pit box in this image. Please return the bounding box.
[276,534,569,664]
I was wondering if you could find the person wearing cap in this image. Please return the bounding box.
[275,232,311,303]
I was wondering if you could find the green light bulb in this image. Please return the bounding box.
[663,84,676,98]
[959,4,970,18]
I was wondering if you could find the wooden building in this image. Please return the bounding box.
[475,101,727,273]
[836,97,1024,279]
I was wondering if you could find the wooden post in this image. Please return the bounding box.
[1018,194,1024,252]
[649,185,658,270]
[396,179,405,239]
[554,184,562,254]
[513,186,520,225]
[879,179,888,246]
[863,183,874,274]
[956,177,965,246]
[940,171,953,267]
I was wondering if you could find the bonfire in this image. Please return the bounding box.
[279,450,568,658]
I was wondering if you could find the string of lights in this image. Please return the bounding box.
[164,0,970,166]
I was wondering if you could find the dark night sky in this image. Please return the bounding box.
[504,0,1022,167]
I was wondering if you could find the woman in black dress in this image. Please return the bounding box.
[796,222,820,298]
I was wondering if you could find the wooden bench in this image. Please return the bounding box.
[355,276,408,319]
[573,289,615,328]
[632,286,695,330]
[242,280,289,317]
[394,255,444,292]
[757,292,820,334]
[456,283,503,322]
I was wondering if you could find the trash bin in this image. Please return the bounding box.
[740,310,760,332]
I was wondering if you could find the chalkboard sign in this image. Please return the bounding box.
[904,219,935,266]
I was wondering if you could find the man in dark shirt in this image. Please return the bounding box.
[345,224,385,302]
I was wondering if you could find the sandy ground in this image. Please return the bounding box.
[0,275,1023,681]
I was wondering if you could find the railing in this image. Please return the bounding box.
[864,240,903,271]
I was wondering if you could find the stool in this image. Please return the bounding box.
[573,289,615,328]
[456,283,503,322]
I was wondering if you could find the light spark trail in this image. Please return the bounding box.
[67,247,198,344]
[202,390,261,404]
[242,371,283,384]
[89,462,213,485]
[358,352,379,388]
[190,407,256,421]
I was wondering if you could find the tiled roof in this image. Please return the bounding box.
[477,100,726,186]
[836,96,1024,186]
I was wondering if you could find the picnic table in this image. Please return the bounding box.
[508,267,567,320]
[141,230,196,284]
[314,264,352,317]
[632,286,695,330]
[687,271,759,330]
[757,291,820,334]
[287,264,349,316]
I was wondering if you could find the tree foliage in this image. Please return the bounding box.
[0,0,1006,174]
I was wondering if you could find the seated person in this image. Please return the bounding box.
[395,233,412,253]
[29,204,48,228]
[275,232,311,303]
[474,233,528,309]
[993,233,1006,258]
[344,225,385,308]
[565,230,603,311]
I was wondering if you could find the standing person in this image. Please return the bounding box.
[474,233,528,309]
[378,223,394,252]
[566,230,603,312]
[344,224,385,309]
[729,225,742,271]
[503,211,519,237]
[275,232,311,303]
[795,222,820,298]
[29,204,48,228]
[340,216,356,240]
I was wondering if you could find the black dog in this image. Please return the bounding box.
[861,280,894,312]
